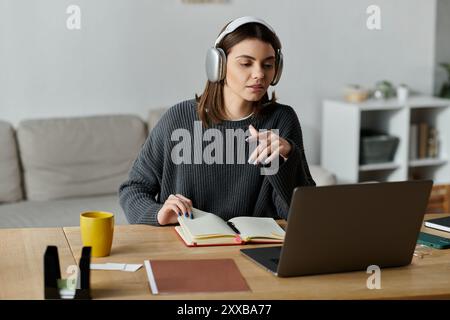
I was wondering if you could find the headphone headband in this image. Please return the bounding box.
[214,16,279,48]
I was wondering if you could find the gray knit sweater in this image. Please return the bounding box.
[118,99,315,226]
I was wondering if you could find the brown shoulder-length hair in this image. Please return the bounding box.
[195,21,282,128]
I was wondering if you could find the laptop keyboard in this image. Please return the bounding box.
[270,258,280,265]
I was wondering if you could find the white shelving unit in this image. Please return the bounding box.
[321,96,450,184]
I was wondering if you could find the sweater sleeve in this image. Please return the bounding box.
[266,106,316,220]
[118,115,168,226]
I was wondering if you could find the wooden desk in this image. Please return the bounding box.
[2,215,450,299]
[62,214,450,300]
[0,228,77,299]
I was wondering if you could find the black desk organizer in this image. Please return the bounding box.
[44,245,92,300]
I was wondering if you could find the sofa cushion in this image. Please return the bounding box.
[0,195,128,228]
[17,115,147,201]
[0,120,23,203]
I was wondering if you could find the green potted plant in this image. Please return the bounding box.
[373,80,395,99]
[439,63,450,99]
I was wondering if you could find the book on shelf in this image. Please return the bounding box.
[409,124,418,160]
[418,122,429,159]
[415,122,440,160]
[175,207,285,247]
[427,127,439,158]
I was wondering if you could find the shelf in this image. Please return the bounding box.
[409,158,447,167]
[407,96,450,109]
[355,99,403,111]
[359,162,400,171]
[325,96,450,111]
[322,96,450,183]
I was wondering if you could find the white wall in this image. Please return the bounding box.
[434,0,450,95]
[0,0,439,164]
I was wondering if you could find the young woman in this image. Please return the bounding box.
[119,16,315,226]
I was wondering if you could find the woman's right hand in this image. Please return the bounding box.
[157,194,193,225]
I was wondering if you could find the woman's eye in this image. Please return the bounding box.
[239,62,273,68]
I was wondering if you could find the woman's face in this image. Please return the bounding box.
[224,38,276,103]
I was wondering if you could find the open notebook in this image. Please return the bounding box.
[174,207,285,247]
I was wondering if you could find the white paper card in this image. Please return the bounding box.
[90,263,124,270]
[90,263,142,272]
[104,263,126,270]
[124,264,143,272]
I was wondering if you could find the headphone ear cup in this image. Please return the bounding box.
[271,50,283,86]
[206,47,227,82]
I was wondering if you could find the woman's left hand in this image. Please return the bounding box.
[247,125,292,165]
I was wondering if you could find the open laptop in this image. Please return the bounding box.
[241,180,433,277]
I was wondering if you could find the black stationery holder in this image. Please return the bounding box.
[44,245,92,300]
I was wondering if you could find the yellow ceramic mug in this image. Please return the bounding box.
[80,211,114,257]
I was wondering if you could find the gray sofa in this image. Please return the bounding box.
[0,109,336,228]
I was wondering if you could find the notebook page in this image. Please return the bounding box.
[175,226,238,246]
[228,217,285,240]
[178,207,235,239]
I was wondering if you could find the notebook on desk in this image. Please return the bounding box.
[174,207,285,247]
[424,216,450,233]
[144,259,250,294]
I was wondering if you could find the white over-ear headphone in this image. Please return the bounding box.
[205,16,283,86]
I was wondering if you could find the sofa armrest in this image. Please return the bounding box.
[148,108,169,133]
[0,120,23,202]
